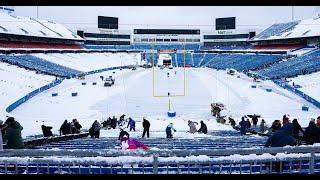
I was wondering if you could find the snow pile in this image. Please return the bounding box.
[289,71,320,102]
[0,62,54,118]
[33,53,142,72]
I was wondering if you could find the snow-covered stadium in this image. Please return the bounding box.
[1,6,320,174]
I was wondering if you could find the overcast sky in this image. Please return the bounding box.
[14,6,320,32]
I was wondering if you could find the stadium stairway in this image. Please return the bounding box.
[2,130,320,174]
[35,130,267,151]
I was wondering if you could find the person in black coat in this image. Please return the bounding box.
[90,120,101,138]
[271,120,281,132]
[252,114,259,127]
[303,119,320,145]
[111,116,117,129]
[59,120,70,135]
[41,125,53,137]
[118,129,130,141]
[292,119,304,139]
[228,117,236,128]
[72,119,82,133]
[198,121,207,134]
[142,117,150,138]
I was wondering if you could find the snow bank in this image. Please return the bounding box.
[0,62,54,118]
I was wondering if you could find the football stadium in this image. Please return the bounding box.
[0,6,320,174]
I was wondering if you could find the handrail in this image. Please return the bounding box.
[273,79,320,109]
[1,144,320,157]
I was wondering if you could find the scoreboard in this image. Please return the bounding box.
[98,16,118,29]
[216,17,236,30]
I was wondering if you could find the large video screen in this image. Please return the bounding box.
[216,17,236,30]
[98,16,118,29]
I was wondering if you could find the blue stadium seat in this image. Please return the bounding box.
[0,54,82,77]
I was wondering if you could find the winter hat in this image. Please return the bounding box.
[310,118,315,123]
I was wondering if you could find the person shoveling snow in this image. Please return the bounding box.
[120,135,148,150]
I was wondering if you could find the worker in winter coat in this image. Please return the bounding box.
[188,120,198,134]
[121,135,148,150]
[303,119,320,145]
[260,119,266,133]
[73,119,82,133]
[60,120,71,135]
[292,119,304,139]
[198,121,208,134]
[127,117,136,131]
[41,125,53,137]
[271,120,281,132]
[90,120,101,138]
[229,117,236,128]
[3,117,24,149]
[252,114,259,127]
[265,122,296,173]
[239,117,246,136]
[142,118,150,138]
[166,123,176,138]
[111,116,117,129]
[265,123,296,148]
[118,129,130,141]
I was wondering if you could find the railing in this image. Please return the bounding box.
[0,145,320,174]
[5,78,64,113]
[273,80,320,109]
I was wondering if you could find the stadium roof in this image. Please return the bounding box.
[0,12,83,41]
[251,17,320,42]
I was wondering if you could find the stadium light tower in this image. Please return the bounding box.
[292,6,294,21]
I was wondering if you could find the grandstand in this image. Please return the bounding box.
[0,12,83,49]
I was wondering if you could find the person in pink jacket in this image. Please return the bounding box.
[121,135,148,150]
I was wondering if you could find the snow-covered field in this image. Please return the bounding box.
[0,62,54,118]
[289,71,320,101]
[33,53,142,72]
[6,66,320,138]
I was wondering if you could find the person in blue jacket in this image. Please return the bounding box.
[239,117,246,136]
[127,117,136,132]
[166,123,176,138]
[265,122,297,147]
[265,122,297,172]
